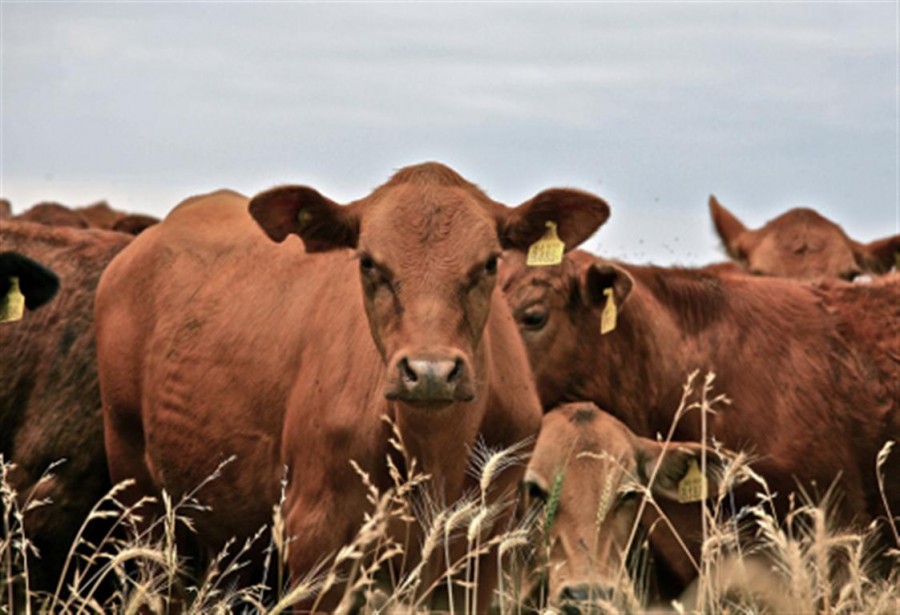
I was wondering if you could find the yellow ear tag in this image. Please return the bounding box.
[677,458,708,503]
[600,287,617,335]
[1,277,26,323]
[526,221,565,267]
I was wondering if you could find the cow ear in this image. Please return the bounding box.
[854,234,900,274]
[710,196,750,260]
[249,185,360,252]
[0,251,60,310]
[637,438,722,503]
[498,188,610,252]
[578,260,634,312]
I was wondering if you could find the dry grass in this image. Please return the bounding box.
[2,381,898,614]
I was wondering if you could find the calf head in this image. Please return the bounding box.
[249,162,610,407]
[501,250,634,408]
[710,196,899,280]
[524,403,721,610]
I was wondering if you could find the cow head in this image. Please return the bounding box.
[249,162,610,407]
[524,403,721,610]
[501,250,633,408]
[710,196,899,280]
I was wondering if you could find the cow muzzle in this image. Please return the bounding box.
[558,583,616,614]
[384,350,475,404]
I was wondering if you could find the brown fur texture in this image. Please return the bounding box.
[13,201,159,236]
[710,196,899,280]
[0,220,132,590]
[502,249,899,592]
[95,163,611,610]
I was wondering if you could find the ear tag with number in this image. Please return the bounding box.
[1,277,26,323]
[526,221,565,267]
[600,287,617,335]
[678,458,707,503]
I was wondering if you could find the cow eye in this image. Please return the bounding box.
[485,256,498,275]
[616,489,639,508]
[520,307,549,331]
[359,255,376,273]
[524,480,548,505]
[841,270,861,282]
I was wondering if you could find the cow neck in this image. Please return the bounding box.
[580,274,691,440]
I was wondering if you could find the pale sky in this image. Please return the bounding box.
[2,1,897,265]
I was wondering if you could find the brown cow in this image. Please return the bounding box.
[710,195,899,280]
[525,403,793,612]
[0,220,132,591]
[502,250,899,596]
[95,163,611,609]
[13,200,159,235]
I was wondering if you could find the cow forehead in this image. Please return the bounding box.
[359,183,500,263]
[533,408,635,474]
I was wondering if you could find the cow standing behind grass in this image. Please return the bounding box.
[94,162,611,611]
[501,249,899,600]
[0,220,132,592]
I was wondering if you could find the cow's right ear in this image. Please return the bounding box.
[578,260,634,312]
[709,196,750,260]
[249,186,360,252]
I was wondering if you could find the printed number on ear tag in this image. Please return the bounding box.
[677,458,708,503]
[526,221,565,267]
[0,277,26,323]
[600,287,617,335]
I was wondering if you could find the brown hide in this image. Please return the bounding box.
[710,196,899,280]
[13,201,159,236]
[15,202,90,229]
[502,250,899,592]
[95,163,611,609]
[0,220,132,590]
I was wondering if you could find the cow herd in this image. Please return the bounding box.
[1,162,898,612]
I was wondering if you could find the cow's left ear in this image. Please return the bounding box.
[854,234,900,274]
[249,186,360,252]
[636,438,723,504]
[497,188,610,252]
[578,260,634,312]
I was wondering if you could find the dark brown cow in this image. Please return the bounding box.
[502,250,899,596]
[13,200,159,236]
[95,163,610,609]
[0,220,132,591]
[710,196,899,280]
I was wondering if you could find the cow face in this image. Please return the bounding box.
[710,196,899,280]
[524,403,719,610]
[501,250,633,408]
[249,162,610,407]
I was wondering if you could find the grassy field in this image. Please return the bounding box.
[2,374,898,614]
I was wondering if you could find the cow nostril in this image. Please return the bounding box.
[447,358,463,384]
[399,358,418,383]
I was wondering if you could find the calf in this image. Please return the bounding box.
[502,249,899,591]
[1,220,132,590]
[710,196,899,280]
[95,163,611,610]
